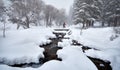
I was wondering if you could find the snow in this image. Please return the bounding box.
[0,60,67,70]
[58,39,72,48]
[40,39,98,70]
[85,48,120,70]
[70,27,118,49]
[94,22,102,27]
[0,23,23,30]
[58,38,98,70]
[53,30,67,34]
[69,26,120,70]
[0,26,55,65]
[0,65,36,70]
[0,23,120,70]
[0,24,98,70]
[0,44,98,70]
[53,29,71,36]
[39,60,68,70]
[57,46,98,70]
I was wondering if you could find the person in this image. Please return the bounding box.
[63,22,66,28]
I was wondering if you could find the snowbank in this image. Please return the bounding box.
[0,64,36,70]
[85,48,120,70]
[57,46,98,70]
[70,27,120,70]
[0,27,55,65]
[37,39,98,70]
[58,39,98,70]
[58,39,72,47]
[70,27,120,49]
[39,60,68,70]
[0,24,119,70]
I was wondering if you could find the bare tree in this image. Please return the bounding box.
[9,0,67,28]
[10,0,45,29]
[44,5,55,27]
[0,0,6,38]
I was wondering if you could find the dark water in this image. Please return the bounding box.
[88,56,112,70]
[40,31,67,62]
[10,62,41,68]
[8,37,63,68]
[40,38,63,63]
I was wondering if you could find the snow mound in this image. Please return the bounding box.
[70,26,120,70]
[85,49,120,70]
[57,39,97,70]
[39,60,68,70]
[0,27,55,65]
[57,46,98,70]
[58,39,72,47]
[70,27,120,49]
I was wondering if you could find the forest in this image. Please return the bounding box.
[0,0,120,70]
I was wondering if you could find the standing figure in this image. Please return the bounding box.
[63,22,66,28]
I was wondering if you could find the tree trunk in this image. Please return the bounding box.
[114,16,117,27]
[3,22,5,38]
[26,16,30,28]
[102,21,104,27]
[46,17,49,27]
[83,22,85,28]
[17,23,20,29]
[49,17,52,27]
[108,22,111,27]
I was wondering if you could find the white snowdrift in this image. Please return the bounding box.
[0,24,120,70]
[85,48,120,70]
[70,27,115,49]
[58,39,98,70]
[0,27,55,65]
[57,46,98,70]
[70,27,120,70]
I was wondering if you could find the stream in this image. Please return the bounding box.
[3,29,112,70]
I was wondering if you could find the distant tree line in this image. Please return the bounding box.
[73,0,120,28]
[0,0,7,37]
[0,0,67,29]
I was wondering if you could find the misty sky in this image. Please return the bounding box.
[3,0,74,14]
[44,0,74,14]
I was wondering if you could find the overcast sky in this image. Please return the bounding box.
[44,0,74,14]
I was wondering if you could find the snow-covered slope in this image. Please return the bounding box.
[70,27,117,49]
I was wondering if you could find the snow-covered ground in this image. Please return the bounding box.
[70,25,120,70]
[0,24,97,70]
[0,25,55,65]
[0,23,120,70]
[57,43,98,70]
